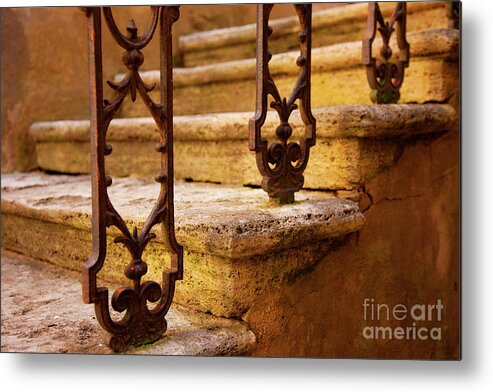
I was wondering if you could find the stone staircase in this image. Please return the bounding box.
[118,28,458,118]
[179,1,453,66]
[1,3,460,357]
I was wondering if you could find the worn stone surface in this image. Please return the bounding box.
[0,250,256,355]
[31,104,456,190]
[118,29,459,118]
[180,2,452,66]
[1,172,364,316]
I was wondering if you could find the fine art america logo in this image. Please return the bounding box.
[362,298,443,341]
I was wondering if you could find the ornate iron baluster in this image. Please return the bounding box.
[362,2,410,104]
[249,4,316,205]
[81,6,183,352]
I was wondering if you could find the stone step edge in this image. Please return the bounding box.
[30,104,457,144]
[1,172,365,260]
[1,173,365,317]
[178,2,448,53]
[1,250,256,356]
[123,28,458,89]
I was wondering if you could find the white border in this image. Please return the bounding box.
[2,0,493,391]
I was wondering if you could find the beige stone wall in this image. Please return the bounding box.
[1,6,128,172]
[1,7,86,172]
[0,4,340,172]
[243,127,460,359]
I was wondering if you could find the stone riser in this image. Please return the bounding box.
[35,138,398,193]
[1,213,341,318]
[31,104,456,191]
[119,29,459,118]
[180,2,452,66]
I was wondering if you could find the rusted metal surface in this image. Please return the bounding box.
[249,4,316,204]
[362,2,409,104]
[82,6,183,352]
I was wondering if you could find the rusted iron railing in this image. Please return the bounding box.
[81,6,183,352]
[362,2,409,104]
[249,4,316,204]
[79,2,415,349]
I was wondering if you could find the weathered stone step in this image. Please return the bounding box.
[179,2,454,66]
[31,104,456,191]
[1,250,255,355]
[119,28,459,117]
[1,172,365,318]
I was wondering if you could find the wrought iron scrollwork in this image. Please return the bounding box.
[249,4,316,204]
[82,6,183,352]
[362,2,410,104]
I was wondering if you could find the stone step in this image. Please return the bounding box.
[118,28,459,118]
[179,2,454,66]
[1,250,255,355]
[1,172,365,318]
[30,104,456,192]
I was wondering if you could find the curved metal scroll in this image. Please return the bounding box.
[362,2,410,104]
[82,6,183,352]
[249,4,316,204]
